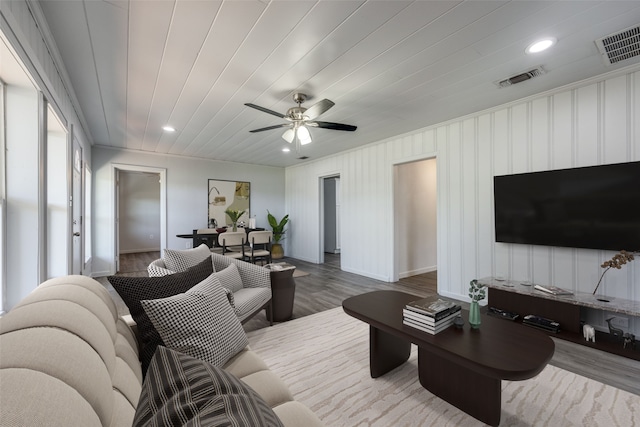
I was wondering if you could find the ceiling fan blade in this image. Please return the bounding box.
[304,99,334,120]
[249,123,291,133]
[308,121,357,132]
[244,103,285,118]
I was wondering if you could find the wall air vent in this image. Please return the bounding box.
[495,66,545,88]
[595,25,640,66]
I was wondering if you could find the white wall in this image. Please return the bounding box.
[395,158,437,278]
[119,171,161,253]
[92,146,285,276]
[286,67,640,334]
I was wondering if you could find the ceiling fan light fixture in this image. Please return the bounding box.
[282,128,295,143]
[297,125,312,145]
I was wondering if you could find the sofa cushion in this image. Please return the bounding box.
[163,243,212,272]
[234,287,272,321]
[108,257,214,375]
[141,273,248,368]
[133,346,284,427]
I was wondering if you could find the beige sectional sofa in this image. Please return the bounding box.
[0,275,322,426]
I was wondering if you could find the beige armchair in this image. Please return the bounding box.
[147,247,272,324]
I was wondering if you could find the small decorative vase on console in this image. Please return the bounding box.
[469,301,481,329]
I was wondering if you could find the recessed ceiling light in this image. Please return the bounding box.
[282,147,291,152]
[526,38,556,54]
[162,125,176,132]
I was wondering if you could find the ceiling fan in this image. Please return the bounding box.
[245,93,356,146]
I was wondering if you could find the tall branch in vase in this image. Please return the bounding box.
[593,250,637,295]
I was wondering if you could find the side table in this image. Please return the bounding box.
[264,263,297,322]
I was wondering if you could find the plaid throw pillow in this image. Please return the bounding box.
[108,257,213,375]
[163,243,212,273]
[141,273,248,367]
[133,346,284,427]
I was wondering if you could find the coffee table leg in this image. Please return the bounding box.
[418,347,501,426]
[369,326,411,378]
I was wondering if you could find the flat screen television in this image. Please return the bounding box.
[494,161,640,251]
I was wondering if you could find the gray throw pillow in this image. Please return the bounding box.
[108,257,214,375]
[141,273,248,367]
[163,243,212,273]
[133,346,284,427]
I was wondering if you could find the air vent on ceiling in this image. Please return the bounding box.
[297,156,309,160]
[595,25,640,66]
[495,66,545,88]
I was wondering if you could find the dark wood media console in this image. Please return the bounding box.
[479,277,640,361]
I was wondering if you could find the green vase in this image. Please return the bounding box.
[469,301,481,329]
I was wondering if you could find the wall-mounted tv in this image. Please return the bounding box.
[494,161,640,251]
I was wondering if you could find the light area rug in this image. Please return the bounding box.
[293,269,309,278]
[246,307,639,427]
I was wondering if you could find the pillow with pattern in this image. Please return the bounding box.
[141,272,248,367]
[214,263,244,293]
[108,256,213,375]
[163,243,212,273]
[133,346,284,427]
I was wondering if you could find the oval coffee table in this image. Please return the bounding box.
[343,290,555,426]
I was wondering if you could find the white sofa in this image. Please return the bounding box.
[0,275,322,426]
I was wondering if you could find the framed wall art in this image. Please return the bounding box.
[208,179,250,228]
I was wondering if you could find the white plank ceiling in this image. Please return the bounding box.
[38,0,640,167]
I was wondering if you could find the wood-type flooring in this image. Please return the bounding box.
[98,251,639,396]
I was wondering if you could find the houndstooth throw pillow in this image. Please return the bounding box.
[214,263,244,293]
[163,243,212,273]
[141,273,248,367]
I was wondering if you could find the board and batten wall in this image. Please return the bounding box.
[286,67,640,334]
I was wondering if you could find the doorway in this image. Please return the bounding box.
[319,174,340,266]
[112,164,167,274]
[393,158,437,281]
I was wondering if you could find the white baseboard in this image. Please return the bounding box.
[399,265,437,279]
[341,266,390,282]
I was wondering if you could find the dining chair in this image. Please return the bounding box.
[247,230,272,265]
[218,231,247,260]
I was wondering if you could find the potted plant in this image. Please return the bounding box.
[267,210,289,259]
[225,208,245,231]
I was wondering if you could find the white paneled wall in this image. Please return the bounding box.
[286,67,640,333]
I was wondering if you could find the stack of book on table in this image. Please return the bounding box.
[403,295,461,335]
